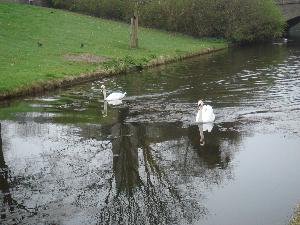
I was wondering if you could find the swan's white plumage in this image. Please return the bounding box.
[196,100,215,123]
[101,85,126,101]
[105,92,126,101]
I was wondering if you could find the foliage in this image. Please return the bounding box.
[49,0,285,43]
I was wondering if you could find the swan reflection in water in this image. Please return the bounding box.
[102,101,108,117]
[198,123,214,146]
[102,100,123,117]
[107,99,123,106]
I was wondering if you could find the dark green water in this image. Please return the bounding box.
[0,34,300,224]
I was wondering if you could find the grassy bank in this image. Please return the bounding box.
[290,205,300,225]
[0,3,227,100]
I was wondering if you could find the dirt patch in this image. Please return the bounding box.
[64,53,110,63]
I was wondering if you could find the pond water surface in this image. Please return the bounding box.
[1,35,300,224]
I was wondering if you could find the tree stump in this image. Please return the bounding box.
[130,13,138,48]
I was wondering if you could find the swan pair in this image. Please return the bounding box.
[100,85,215,123]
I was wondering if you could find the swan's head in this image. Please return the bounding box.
[100,85,106,90]
[197,100,204,108]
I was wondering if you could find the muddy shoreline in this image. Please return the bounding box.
[0,47,226,101]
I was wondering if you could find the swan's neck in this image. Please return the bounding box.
[102,88,106,100]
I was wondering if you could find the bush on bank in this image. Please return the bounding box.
[48,0,285,43]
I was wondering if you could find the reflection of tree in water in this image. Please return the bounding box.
[0,111,241,225]
[0,123,36,224]
[144,122,240,192]
[96,108,206,225]
[188,124,234,169]
[0,123,11,220]
[172,122,241,187]
[111,124,141,194]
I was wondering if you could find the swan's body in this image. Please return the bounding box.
[101,85,126,101]
[196,100,215,123]
[105,92,126,101]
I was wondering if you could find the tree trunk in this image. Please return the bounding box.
[130,10,138,48]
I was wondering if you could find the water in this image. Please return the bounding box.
[1,36,300,224]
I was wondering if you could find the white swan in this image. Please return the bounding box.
[196,100,215,123]
[101,85,126,101]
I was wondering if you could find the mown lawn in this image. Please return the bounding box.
[0,2,227,95]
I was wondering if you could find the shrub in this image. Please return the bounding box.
[48,0,285,43]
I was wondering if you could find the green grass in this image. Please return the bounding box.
[0,2,227,96]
